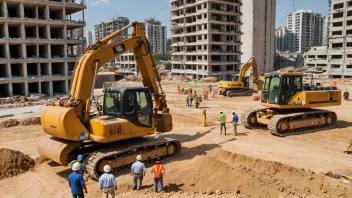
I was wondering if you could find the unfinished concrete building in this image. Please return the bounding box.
[170,0,242,80]
[0,0,86,97]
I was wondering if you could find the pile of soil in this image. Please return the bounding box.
[0,117,41,129]
[198,77,217,83]
[166,149,352,197]
[0,148,35,180]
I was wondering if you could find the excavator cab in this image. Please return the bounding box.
[103,87,153,128]
[261,73,302,105]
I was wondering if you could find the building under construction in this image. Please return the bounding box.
[0,0,86,97]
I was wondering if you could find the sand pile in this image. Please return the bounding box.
[0,148,35,180]
[0,117,41,129]
[166,149,352,197]
[198,77,217,83]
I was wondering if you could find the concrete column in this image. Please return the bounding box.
[38,81,42,94]
[19,3,24,18]
[23,63,28,78]
[9,83,13,97]
[5,43,9,59]
[35,25,39,39]
[21,43,26,58]
[49,81,53,96]
[35,5,38,19]
[45,5,49,20]
[24,81,29,96]
[3,1,7,18]
[46,24,50,39]
[48,62,52,76]
[64,43,67,58]
[21,23,25,39]
[47,43,51,59]
[4,22,9,39]
[64,25,67,39]
[63,7,66,20]
[64,62,68,76]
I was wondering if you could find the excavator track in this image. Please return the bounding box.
[219,89,257,97]
[241,108,267,129]
[268,110,337,137]
[85,137,181,179]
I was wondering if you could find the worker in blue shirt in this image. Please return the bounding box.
[99,165,117,198]
[68,162,88,198]
[130,155,146,190]
[231,111,239,136]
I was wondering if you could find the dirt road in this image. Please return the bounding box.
[0,81,352,197]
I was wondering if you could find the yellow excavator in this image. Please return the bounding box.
[38,22,181,179]
[242,72,341,136]
[218,57,262,97]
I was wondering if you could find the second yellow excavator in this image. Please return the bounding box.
[38,22,181,179]
[218,57,263,97]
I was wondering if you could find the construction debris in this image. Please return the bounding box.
[0,117,41,129]
[198,77,217,84]
[0,148,35,180]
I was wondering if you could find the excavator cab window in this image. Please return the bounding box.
[103,92,122,115]
[268,77,280,104]
[261,77,270,103]
[279,76,302,105]
[123,89,152,128]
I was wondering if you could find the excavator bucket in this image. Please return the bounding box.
[155,113,173,133]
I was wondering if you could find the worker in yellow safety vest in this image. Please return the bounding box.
[151,158,165,193]
[218,111,227,135]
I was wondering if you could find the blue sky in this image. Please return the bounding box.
[83,0,329,41]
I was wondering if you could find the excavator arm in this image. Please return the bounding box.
[237,56,259,84]
[41,22,170,141]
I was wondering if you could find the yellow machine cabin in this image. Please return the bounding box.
[242,72,341,136]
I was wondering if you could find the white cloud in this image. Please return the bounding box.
[89,0,109,6]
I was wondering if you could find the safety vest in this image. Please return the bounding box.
[151,164,165,178]
[220,114,226,123]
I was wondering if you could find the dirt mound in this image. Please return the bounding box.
[0,148,35,180]
[19,117,41,126]
[167,149,352,197]
[0,119,19,128]
[198,77,217,83]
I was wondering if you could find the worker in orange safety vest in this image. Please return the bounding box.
[151,158,165,193]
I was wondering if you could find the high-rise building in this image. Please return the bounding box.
[0,0,86,97]
[170,0,242,80]
[94,17,130,42]
[88,31,93,45]
[328,0,352,78]
[275,26,289,52]
[287,9,325,53]
[241,0,276,73]
[142,18,167,54]
[323,17,329,46]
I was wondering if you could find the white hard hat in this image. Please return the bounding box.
[104,165,111,173]
[232,111,235,114]
[72,162,81,171]
[136,155,142,161]
[220,111,223,113]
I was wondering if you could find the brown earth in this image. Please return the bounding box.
[0,148,35,180]
[0,81,351,197]
[0,117,41,129]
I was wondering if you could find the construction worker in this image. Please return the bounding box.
[69,155,88,176]
[186,96,189,107]
[218,111,227,135]
[231,111,239,136]
[68,162,88,198]
[195,95,199,108]
[130,155,146,190]
[189,96,193,107]
[344,90,350,100]
[151,158,166,193]
[99,165,117,198]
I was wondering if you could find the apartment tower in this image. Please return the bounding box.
[0,0,86,97]
[170,0,242,80]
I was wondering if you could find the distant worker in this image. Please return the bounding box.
[344,90,350,100]
[189,96,193,107]
[68,162,88,198]
[151,158,166,193]
[69,155,88,176]
[195,95,199,108]
[186,96,189,107]
[231,111,239,136]
[99,165,117,198]
[130,155,146,191]
[219,111,227,135]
